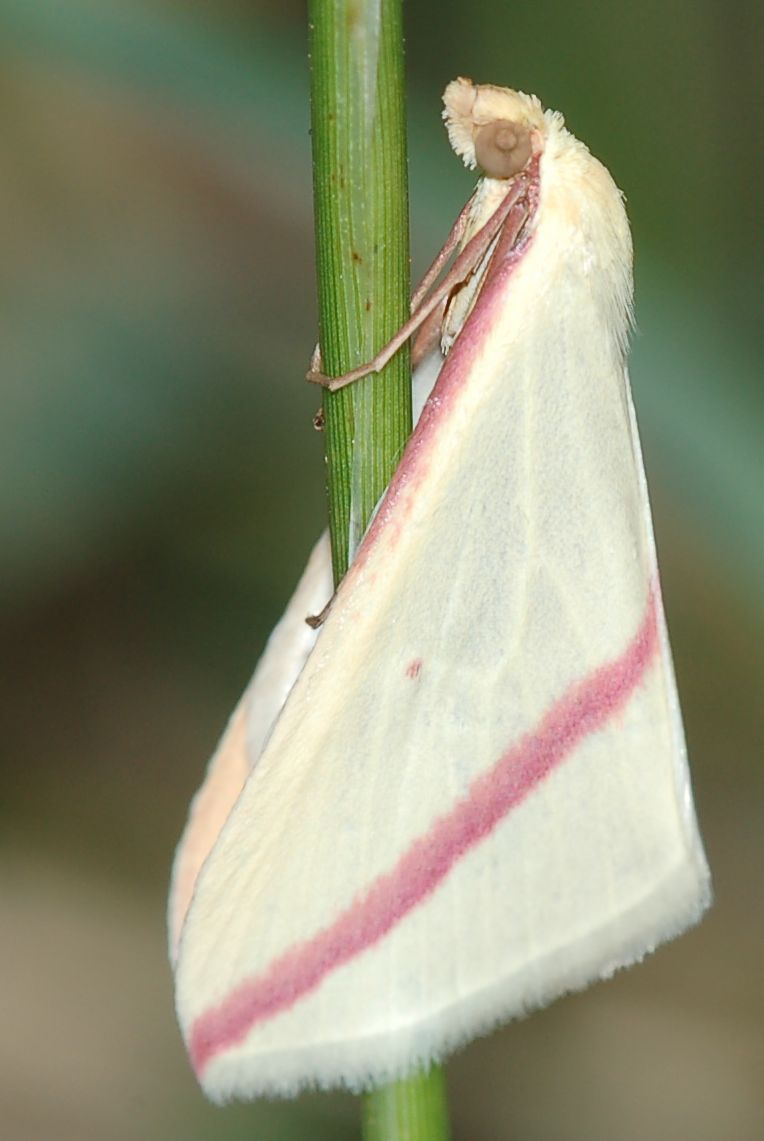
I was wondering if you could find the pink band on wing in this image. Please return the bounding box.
[190,587,659,1076]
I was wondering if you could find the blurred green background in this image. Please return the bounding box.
[2,2,762,1139]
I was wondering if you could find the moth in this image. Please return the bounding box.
[169,78,711,1101]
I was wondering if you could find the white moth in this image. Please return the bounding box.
[169,78,711,1102]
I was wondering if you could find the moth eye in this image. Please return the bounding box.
[474,120,532,179]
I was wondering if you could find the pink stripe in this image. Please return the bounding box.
[190,589,659,1075]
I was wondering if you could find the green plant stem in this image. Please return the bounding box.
[307,1,450,1139]
[308,0,411,581]
[361,1068,451,1141]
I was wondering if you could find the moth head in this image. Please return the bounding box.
[443,77,546,177]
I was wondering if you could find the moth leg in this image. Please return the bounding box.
[412,304,446,368]
[305,595,333,630]
[472,197,531,288]
[307,178,527,392]
[410,193,475,309]
[305,199,472,390]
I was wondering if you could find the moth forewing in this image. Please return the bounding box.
[170,77,710,1103]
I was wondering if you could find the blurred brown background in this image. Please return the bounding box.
[1,2,762,1139]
